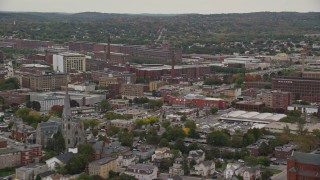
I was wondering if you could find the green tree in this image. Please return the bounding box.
[82,119,100,130]
[184,120,196,129]
[46,130,65,154]
[77,173,94,180]
[207,130,230,146]
[161,120,171,129]
[160,158,173,171]
[210,106,218,114]
[119,173,137,180]
[99,99,111,112]
[78,144,95,161]
[180,115,187,121]
[159,138,169,147]
[49,105,63,118]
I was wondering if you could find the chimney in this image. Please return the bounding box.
[107,34,111,61]
[171,50,175,79]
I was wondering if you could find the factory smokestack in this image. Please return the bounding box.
[107,34,111,61]
[171,50,175,79]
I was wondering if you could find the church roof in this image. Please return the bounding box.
[291,151,320,166]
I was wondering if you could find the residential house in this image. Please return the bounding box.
[92,141,130,160]
[11,123,36,143]
[133,145,155,160]
[15,163,49,180]
[124,164,158,180]
[187,149,205,164]
[274,144,297,159]
[224,163,244,179]
[242,166,261,180]
[151,147,175,161]
[190,161,215,177]
[169,158,184,176]
[88,157,118,179]
[117,151,137,167]
[46,152,77,170]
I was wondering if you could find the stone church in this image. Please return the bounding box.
[62,90,86,149]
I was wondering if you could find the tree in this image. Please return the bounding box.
[119,130,134,147]
[26,101,41,111]
[49,105,63,118]
[99,100,111,112]
[180,115,187,121]
[258,142,272,156]
[210,106,218,114]
[78,144,95,161]
[207,130,230,146]
[70,100,79,107]
[46,130,65,154]
[161,120,171,129]
[77,173,93,180]
[146,128,160,145]
[160,158,173,171]
[159,138,169,147]
[174,138,187,153]
[261,169,273,180]
[82,119,100,130]
[260,107,273,113]
[119,173,138,180]
[8,121,14,129]
[65,155,88,174]
[184,120,196,129]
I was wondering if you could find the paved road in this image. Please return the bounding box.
[159,173,211,180]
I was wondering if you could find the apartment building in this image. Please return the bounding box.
[53,52,86,73]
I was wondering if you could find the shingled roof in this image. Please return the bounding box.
[291,151,320,166]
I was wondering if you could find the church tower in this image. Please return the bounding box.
[62,89,86,149]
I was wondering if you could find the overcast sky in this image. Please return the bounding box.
[0,0,319,14]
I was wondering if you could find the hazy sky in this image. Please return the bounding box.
[0,0,319,14]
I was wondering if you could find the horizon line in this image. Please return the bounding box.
[0,10,319,15]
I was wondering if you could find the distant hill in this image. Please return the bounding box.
[0,12,319,48]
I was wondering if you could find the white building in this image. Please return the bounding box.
[151,147,175,161]
[30,91,105,110]
[287,104,320,114]
[224,163,244,179]
[124,164,158,180]
[169,158,184,176]
[187,149,205,164]
[53,52,86,73]
[68,83,96,92]
[117,151,137,167]
[190,161,215,177]
[224,57,261,64]
[45,152,76,170]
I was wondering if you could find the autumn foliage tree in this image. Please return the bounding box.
[49,105,64,118]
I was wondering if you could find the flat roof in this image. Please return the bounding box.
[220,110,287,123]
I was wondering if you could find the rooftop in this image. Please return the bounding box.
[90,157,116,165]
[291,151,320,166]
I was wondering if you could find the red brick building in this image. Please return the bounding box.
[260,90,294,112]
[0,91,26,106]
[133,65,211,81]
[272,77,320,102]
[244,81,272,89]
[287,151,320,179]
[169,94,228,109]
[19,144,42,166]
[11,123,36,143]
[235,101,265,111]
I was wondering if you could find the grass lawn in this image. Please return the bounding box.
[263,167,282,175]
[0,167,15,177]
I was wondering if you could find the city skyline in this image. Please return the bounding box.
[0,0,319,14]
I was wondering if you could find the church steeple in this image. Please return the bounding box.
[62,86,86,149]
[62,88,71,119]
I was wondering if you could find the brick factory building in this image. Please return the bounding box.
[272,77,320,102]
[133,64,211,81]
[169,94,228,109]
